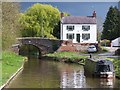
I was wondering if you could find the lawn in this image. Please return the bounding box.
[1,51,25,86]
[45,52,87,64]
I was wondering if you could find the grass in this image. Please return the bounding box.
[100,46,109,52]
[1,51,25,86]
[106,58,120,78]
[45,52,87,64]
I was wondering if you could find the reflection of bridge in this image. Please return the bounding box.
[12,37,63,56]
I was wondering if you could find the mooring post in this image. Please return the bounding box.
[90,53,92,58]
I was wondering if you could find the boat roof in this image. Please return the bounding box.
[97,60,113,65]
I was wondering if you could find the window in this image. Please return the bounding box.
[66,26,74,31]
[82,33,90,40]
[66,33,74,39]
[82,26,90,31]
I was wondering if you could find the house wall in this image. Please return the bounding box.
[111,37,120,47]
[61,24,97,44]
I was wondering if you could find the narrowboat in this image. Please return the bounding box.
[84,58,115,78]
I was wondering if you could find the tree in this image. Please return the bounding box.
[101,6,120,41]
[19,3,61,38]
[96,16,104,41]
[2,2,21,50]
[53,12,70,39]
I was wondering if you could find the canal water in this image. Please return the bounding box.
[5,58,120,88]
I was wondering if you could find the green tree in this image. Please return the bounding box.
[2,2,21,50]
[101,6,120,41]
[19,3,61,38]
[53,12,70,39]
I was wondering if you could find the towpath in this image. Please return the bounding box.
[80,46,120,60]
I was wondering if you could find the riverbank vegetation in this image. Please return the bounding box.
[97,46,109,53]
[1,2,25,87]
[1,51,25,86]
[45,52,87,65]
[107,58,120,78]
[2,2,21,50]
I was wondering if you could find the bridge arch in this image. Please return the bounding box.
[12,37,63,57]
[19,44,42,58]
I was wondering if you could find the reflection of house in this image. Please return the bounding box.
[111,37,120,47]
[61,71,86,88]
[60,11,98,44]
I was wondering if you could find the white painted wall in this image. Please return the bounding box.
[111,37,120,47]
[61,24,98,43]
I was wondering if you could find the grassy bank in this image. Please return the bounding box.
[45,52,87,65]
[107,58,120,78]
[1,51,25,86]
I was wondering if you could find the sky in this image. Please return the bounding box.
[20,2,119,21]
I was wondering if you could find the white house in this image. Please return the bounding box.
[60,11,98,44]
[111,37,120,47]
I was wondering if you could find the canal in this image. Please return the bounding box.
[5,58,120,88]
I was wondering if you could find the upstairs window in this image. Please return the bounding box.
[82,33,90,40]
[66,26,74,31]
[66,33,74,39]
[82,26,90,31]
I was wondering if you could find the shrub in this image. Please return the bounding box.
[115,49,120,55]
[100,39,111,46]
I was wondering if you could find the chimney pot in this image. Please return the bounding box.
[61,12,64,18]
[93,11,96,18]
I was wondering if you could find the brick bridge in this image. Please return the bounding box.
[12,37,63,57]
[12,37,91,57]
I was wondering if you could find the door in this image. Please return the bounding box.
[76,34,80,43]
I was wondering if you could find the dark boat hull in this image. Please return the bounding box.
[84,59,115,78]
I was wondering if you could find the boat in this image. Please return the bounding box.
[84,58,115,78]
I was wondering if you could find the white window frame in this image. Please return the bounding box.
[82,25,90,31]
[66,26,74,31]
[66,33,74,40]
[82,33,90,40]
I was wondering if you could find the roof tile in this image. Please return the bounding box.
[61,16,96,24]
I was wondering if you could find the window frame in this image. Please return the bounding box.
[66,33,74,40]
[66,26,74,31]
[82,25,90,31]
[82,33,90,40]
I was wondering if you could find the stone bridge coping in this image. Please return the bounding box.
[14,37,63,55]
[17,37,59,40]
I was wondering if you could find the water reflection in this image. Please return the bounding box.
[61,70,86,88]
[100,78,115,88]
[4,59,120,88]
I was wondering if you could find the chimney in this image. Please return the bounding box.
[61,12,64,18]
[93,11,96,18]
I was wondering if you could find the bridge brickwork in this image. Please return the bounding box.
[12,37,92,56]
[13,37,63,55]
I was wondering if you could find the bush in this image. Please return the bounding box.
[107,58,120,78]
[100,39,111,46]
[115,49,120,55]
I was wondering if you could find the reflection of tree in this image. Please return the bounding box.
[21,60,61,88]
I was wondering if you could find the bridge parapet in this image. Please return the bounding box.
[16,37,63,55]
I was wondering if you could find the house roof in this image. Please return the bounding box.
[112,37,120,42]
[61,16,96,24]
